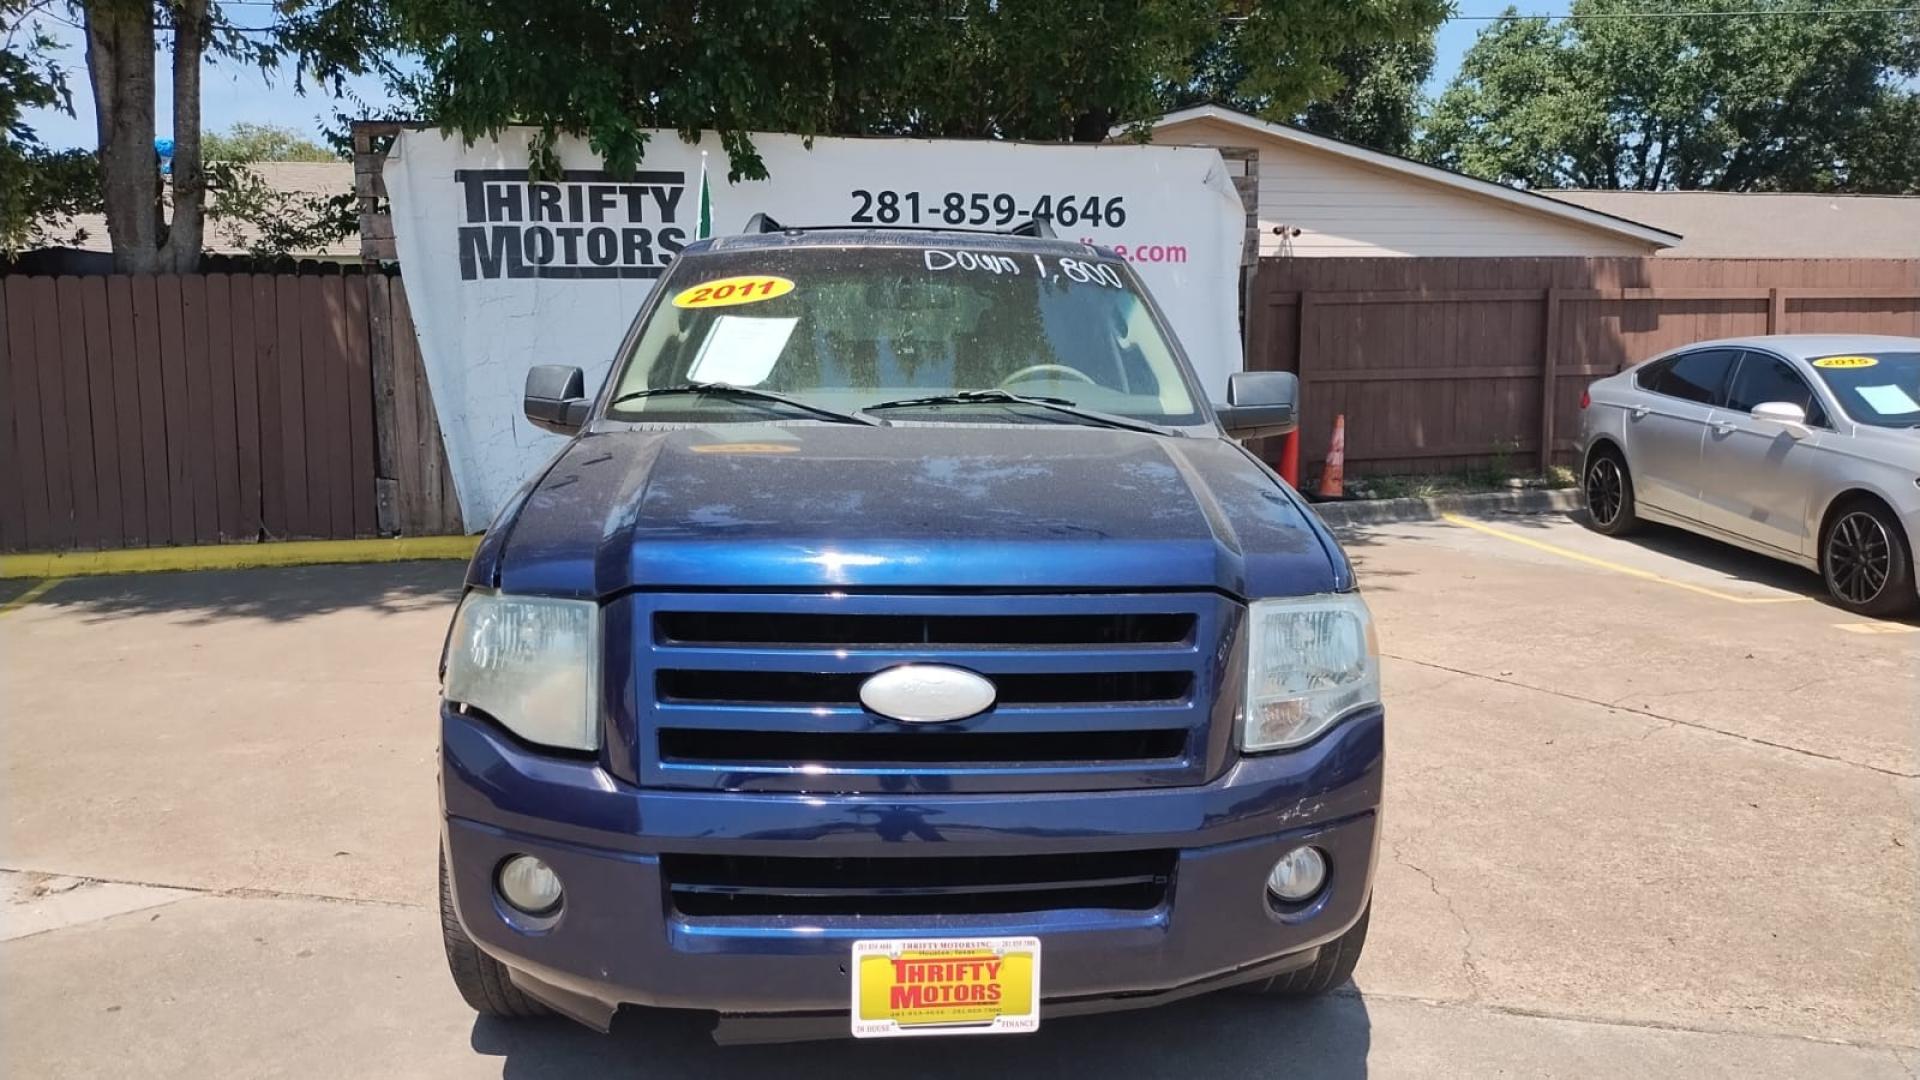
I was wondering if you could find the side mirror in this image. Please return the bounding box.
[1750,401,1808,433]
[524,364,590,435]
[1217,371,1299,440]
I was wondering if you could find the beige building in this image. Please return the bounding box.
[1543,190,1920,258]
[1141,104,1679,258]
[59,161,360,260]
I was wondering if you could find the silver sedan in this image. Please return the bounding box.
[1577,334,1920,616]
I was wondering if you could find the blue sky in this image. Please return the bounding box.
[21,1,1517,151]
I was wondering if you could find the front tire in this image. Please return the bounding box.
[1583,448,1638,536]
[1239,902,1369,997]
[1820,500,1918,618]
[440,850,550,1019]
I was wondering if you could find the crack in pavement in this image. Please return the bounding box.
[0,866,423,924]
[1388,841,1486,1000]
[1384,653,1918,780]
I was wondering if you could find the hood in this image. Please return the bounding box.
[488,424,1343,598]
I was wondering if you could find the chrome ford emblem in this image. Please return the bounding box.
[859,665,997,724]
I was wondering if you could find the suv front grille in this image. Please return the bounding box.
[631,593,1229,794]
[658,727,1189,765]
[657,610,1195,649]
[662,850,1176,917]
[656,669,1192,708]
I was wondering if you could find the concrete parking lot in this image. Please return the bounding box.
[3,510,1915,1077]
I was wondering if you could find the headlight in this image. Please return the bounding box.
[443,590,600,751]
[1240,592,1380,752]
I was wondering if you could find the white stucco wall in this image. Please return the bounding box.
[1151,117,1659,258]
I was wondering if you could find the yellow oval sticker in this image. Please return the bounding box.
[1813,355,1878,369]
[672,275,794,309]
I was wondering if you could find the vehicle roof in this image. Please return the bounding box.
[1659,333,1920,360]
[682,227,1104,259]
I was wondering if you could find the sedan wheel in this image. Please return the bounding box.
[1826,511,1892,606]
[1821,503,1917,617]
[1582,452,1637,536]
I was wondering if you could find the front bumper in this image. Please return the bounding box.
[440,703,1384,1033]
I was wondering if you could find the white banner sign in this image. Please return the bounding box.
[385,129,1247,526]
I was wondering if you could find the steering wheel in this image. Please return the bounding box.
[998,363,1098,389]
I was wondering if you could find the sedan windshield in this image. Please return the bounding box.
[1807,352,1920,428]
[605,245,1201,426]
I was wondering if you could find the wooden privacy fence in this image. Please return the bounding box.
[0,272,461,554]
[1246,258,1920,477]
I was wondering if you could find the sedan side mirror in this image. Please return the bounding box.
[1217,371,1299,440]
[1750,400,1808,434]
[524,364,590,435]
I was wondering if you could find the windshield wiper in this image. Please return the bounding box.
[607,382,882,426]
[861,390,1181,437]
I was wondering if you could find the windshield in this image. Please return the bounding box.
[605,245,1203,425]
[1807,352,1920,428]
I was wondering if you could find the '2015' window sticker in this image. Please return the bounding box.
[673,275,794,309]
[1812,355,1878,369]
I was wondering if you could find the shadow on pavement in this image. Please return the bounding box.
[470,989,1372,1079]
[1345,509,1862,609]
[32,560,468,625]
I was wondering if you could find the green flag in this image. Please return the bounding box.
[696,150,712,240]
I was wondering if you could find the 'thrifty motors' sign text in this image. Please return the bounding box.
[455,168,689,281]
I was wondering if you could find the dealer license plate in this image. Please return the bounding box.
[850,937,1041,1038]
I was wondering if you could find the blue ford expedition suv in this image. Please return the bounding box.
[438,222,1382,1042]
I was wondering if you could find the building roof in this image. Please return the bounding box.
[52,161,357,259]
[1141,105,1682,250]
[1542,191,1920,258]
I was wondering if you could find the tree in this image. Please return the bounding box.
[1422,1,1920,193]
[384,0,1448,181]
[1163,19,1438,155]
[2,0,100,251]
[79,0,385,272]
[203,120,335,161]
[1296,39,1434,156]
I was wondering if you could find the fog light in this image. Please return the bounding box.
[497,855,563,915]
[1266,846,1328,903]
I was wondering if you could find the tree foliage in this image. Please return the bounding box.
[386,0,1448,180]
[1162,15,1438,155]
[1295,38,1433,156]
[1422,1,1920,192]
[2,0,96,251]
[203,120,337,161]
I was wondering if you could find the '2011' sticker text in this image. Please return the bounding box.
[673,275,795,309]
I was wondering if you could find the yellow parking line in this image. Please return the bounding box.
[0,535,479,579]
[1438,514,1805,605]
[1834,622,1919,635]
[0,578,62,616]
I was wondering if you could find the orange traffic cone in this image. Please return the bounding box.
[1317,414,1346,499]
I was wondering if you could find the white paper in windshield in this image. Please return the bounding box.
[687,315,799,386]
[1856,383,1920,415]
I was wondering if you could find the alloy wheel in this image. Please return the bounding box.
[1586,458,1624,527]
[1827,511,1892,605]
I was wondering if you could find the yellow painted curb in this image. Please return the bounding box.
[0,536,481,580]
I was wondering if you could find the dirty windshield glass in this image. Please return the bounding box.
[606,245,1201,424]
[1807,352,1920,428]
